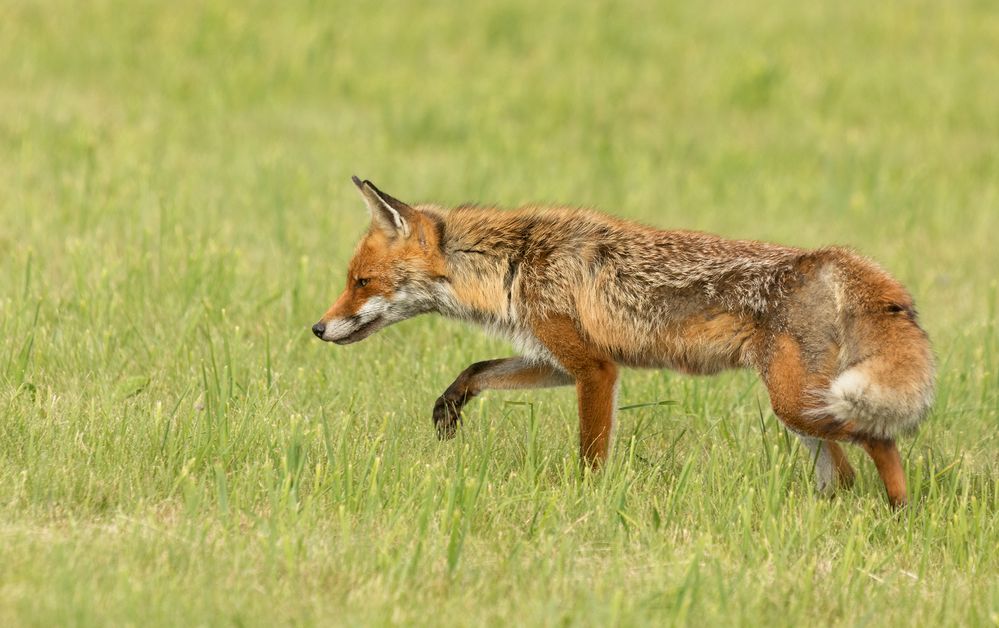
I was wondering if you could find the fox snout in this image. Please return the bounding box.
[311,316,360,344]
[312,316,368,344]
[311,303,390,345]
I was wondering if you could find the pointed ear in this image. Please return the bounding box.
[352,176,414,239]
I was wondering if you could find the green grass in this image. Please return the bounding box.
[1,0,998,625]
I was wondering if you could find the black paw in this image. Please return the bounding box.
[432,396,462,440]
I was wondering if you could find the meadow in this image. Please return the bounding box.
[1,0,997,625]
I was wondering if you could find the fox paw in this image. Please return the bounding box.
[432,396,462,440]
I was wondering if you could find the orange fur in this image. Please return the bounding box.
[530,315,618,467]
[861,439,907,508]
[312,179,936,508]
[827,441,856,488]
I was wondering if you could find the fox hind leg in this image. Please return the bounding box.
[765,334,909,507]
[764,334,858,495]
[860,438,907,509]
[433,357,573,439]
[826,441,856,488]
[797,436,837,494]
[796,437,856,494]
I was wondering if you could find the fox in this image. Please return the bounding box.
[312,177,935,508]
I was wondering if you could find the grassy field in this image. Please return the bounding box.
[1,0,997,625]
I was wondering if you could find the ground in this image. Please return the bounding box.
[0,0,997,625]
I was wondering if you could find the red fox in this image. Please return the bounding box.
[312,177,935,508]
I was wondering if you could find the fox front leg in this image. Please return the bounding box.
[433,357,573,439]
[528,315,620,469]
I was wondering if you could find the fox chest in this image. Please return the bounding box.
[487,321,561,366]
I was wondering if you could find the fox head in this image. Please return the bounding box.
[312,177,447,344]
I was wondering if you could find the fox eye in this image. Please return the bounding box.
[355,278,370,288]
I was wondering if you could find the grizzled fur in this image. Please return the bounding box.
[313,178,936,508]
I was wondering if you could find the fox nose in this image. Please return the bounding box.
[311,322,326,338]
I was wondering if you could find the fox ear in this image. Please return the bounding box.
[352,176,413,239]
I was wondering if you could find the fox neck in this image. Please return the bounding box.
[434,254,513,326]
[423,207,520,328]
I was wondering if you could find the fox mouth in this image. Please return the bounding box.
[333,315,385,345]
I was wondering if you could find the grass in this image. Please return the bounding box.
[1,0,997,625]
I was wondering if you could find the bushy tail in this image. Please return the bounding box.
[809,313,935,440]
